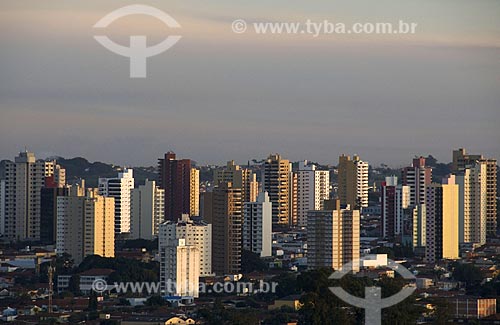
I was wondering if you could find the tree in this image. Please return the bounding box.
[429,297,453,324]
[68,274,80,295]
[241,249,269,273]
[145,295,165,307]
[88,292,98,311]
[451,263,483,288]
[370,247,395,259]
[297,269,352,325]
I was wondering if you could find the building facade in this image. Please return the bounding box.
[3,152,64,241]
[453,148,497,236]
[456,162,487,245]
[130,180,165,240]
[307,200,360,272]
[425,176,459,263]
[56,188,115,264]
[158,152,199,221]
[159,238,200,298]
[381,176,409,239]
[158,214,212,276]
[214,160,258,204]
[295,161,330,228]
[243,192,272,257]
[402,157,432,206]
[262,154,292,227]
[337,154,368,209]
[98,168,134,234]
[204,182,242,275]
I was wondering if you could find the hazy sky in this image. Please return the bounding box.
[1,0,499,167]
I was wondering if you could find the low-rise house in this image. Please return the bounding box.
[268,294,303,311]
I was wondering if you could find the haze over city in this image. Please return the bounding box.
[1,0,499,166]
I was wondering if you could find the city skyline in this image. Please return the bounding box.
[0,147,494,169]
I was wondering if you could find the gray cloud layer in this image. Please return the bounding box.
[1,1,499,166]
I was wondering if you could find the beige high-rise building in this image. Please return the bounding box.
[425,176,459,264]
[337,155,368,209]
[3,151,64,241]
[190,168,200,216]
[56,188,115,264]
[214,160,258,204]
[452,148,497,236]
[130,180,165,240]
[307,200,360,272]
[203,182,242,275]
[456,162,487,245]
[262,154,292,227]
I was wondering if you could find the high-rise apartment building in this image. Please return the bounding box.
[203,182,242,275]
[40,166,69,245]
[130,180,165,240]
[243,192,272,257]
[453,148,497,236]
[381,176,409,239]
[307,200,360,272]
[41,186,69,245]
[425,176,459,264]
[0,180,5,236]
[159,214,212,276]
[56,188,115,264]
[456,162,487,245]
[295,161,330,227]
[402,157,432,206]
[43,162,66,188]
[98,168,134,234]
[337,155,368,209]
[158,152,199,221]
[290,172,298,227]
[262,154,292,227]
[159,238,200,298]
[410,204,426,250]
[3,151,63,241]
[214,160,258,204]
[190,168,200,216]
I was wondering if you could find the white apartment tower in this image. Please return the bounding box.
[296,161,330,227]
[402,157,432,206]
[3,151,64,241]
[158,214,212,276]
[456,162,487,245]
[159,238,200,298]
[98,168,134,234]
[130,180,165,240]
[243,192,272,257]
[356,158,369,208]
